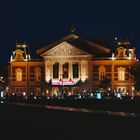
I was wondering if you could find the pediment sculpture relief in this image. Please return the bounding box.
[44,42,88,56]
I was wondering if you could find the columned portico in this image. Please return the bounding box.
[40,41,92,95]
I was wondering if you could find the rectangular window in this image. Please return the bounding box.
[73,63,79,78]
[63,63,69,78]
[118,71,125,81]
[53,63,59,78]
[16,72,22,81]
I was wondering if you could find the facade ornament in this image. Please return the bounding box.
[45,42,87,56]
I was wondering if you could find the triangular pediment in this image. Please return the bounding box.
[41,42,90,56]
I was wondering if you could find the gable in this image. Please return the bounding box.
[41,41,91,57]
[15,49,24,59]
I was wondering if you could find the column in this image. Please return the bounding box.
[50,61,53,79]
[59,62,62,79]
[79,61,81,80]
[69,61,72,79]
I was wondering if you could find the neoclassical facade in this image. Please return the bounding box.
[8,32,138,96]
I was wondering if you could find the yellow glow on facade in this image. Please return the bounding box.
[128,52,132,60]
[81,75,88,82]
[118,67,125,81]
[15,68,23,81]
[8,34,138,96]
[111,53,115,60]
[10,55,13,62]
[35,67,41,81]
[80,60,88,82]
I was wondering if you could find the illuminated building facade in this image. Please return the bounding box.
[8,32,138,96]
[8,43,45,96]
[36,32,138,96]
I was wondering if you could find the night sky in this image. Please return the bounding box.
[0,0,140,65]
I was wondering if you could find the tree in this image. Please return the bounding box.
[0,65,8,92]
[128,64,140,92]
[76,79,84,93]
[99,77,111,91]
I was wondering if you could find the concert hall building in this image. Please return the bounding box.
[8,31,138,97]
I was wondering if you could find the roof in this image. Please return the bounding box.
[36,33,112,56]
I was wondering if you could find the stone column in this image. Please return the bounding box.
[59,61,62,79]
[79,61,81,80]
[69,61,72,79]
[50,61,53,79]
[45,61,51,82]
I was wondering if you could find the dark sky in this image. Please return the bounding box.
[0,0,140,65]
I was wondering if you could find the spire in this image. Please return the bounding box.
[70,24,76,33]
[114,37,118,42]
[114,37,118,46]
[12,42,32,61]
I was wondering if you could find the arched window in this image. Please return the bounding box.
[15,68,23,81]
[118,67,125,81]
[34,67,41,81]
[99,65,106,80]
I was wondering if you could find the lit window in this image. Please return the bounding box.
[98,65,106,80]
[34,67,41,81]
[15,68,23,81]
[118,67,125,81]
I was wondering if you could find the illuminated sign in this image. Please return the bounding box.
[96,93,101,99]
[52,80,75,85]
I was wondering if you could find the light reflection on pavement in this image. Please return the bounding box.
[2,102,138,118]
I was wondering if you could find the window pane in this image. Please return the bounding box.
[16,72,22,81]
[63,63,68,78]
[118,69,125,81]
[53,63,59,78]
[73,63,79,78]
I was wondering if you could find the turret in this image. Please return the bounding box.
[10,43,31,62]
[114,39,136,60]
